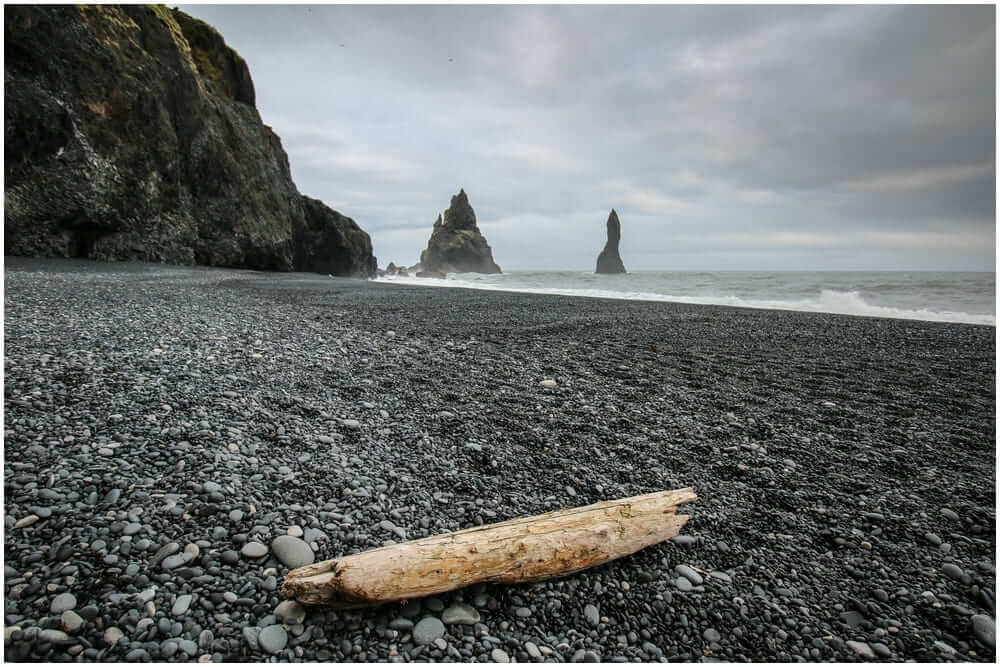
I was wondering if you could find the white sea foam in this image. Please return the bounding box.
[374,274,995,326]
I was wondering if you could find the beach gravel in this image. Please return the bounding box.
[3,258,995,662]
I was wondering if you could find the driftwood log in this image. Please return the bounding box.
[281,487,697,608]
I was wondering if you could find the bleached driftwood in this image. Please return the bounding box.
[281,487,697,608]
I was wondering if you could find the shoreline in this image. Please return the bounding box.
[371,272,995,327]
[4,257,997,662]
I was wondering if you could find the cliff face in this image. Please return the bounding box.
[4,5,376,277]
[595,209,627,274]
[419,189,501,274]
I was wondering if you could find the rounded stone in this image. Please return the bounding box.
[61,610,84,633]
[241,542,268,559]
[676,564,703,585]
[942,563,965,580]
[172,594,193,616]
[258,625,288,654]
[274,600,307,626]
[50,592,77,614]
[971,614,995,648]
[412,617,445,645]
[441,602,480,625]
[270,535,314,569]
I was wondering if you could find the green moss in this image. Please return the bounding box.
[149,4,191,58]
[75,5,138,51]
[168,8,236,100]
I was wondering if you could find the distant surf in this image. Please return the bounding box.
[374,270,996,326]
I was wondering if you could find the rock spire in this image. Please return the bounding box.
[419,189,501,274]
[595,209,627,274]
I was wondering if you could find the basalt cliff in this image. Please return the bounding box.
[4,5,376,276]
[595,209,627,274]
[418,189,501,275]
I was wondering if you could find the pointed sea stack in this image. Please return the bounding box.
[419,190,501,274]
[595,209,627,274]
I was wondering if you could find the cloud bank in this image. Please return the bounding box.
[180,4,995,270]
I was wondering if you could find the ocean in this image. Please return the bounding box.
[375,270,996,326]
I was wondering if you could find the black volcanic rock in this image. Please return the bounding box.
[595,209,627,274]
[419,189,501,274]
[4,5,376,277]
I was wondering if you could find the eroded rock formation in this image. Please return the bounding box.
[595,209,627,274]
[419,190,501,274]
[4,5,376,277]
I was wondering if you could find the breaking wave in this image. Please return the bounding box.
[374,274,995,326]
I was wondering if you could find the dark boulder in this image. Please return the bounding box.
[595,209,627,274]
[293,196,376,277]
[419,189,501,274]
[4,5,376,277]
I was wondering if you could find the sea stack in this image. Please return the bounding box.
[595,209,627,274]
[418,189,501,274]
[4,5,376,277]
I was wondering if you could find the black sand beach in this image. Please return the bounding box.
[3,258,996,662]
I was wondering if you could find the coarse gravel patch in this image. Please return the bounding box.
[3,258,996,662]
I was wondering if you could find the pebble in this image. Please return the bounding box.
[271,535,314,568]
[675,577,693,592]
[941,508,960,521]
[241,542,268,559]
[971,614,995,648]
[274,600,307,625]
[178,639,198,655]
[671,535,697,545]
[389,618,414,631]
[105,627,125,646]
[161,640,178,658]
[584,604,600,626]
[50,592,77,613]
[846,640,875,659]
[341,419,361,430]
[442,602,480,625]
[871,642,892,658]
[172,594,193,616]
[925,532,943,546]
[161,553,186,570]
[525,641,542,659]
[942,563,965,580]
[14,515,39,529]
[38,629,70,643]
[491,648,510,662]
[676,564,703,585]
[413,617,445,645]
[125,648,149,661]
[243,627,260,651]
[258,625,288,654]
[61,610,84,633]
[703,628,721,642]
[539,379,557,388]
[934,640,956,655]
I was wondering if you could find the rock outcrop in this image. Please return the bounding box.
[419,190,501,274]
[4,5,376,277]
[595,209,627,274]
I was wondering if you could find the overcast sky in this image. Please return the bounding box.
[180,3,995,271]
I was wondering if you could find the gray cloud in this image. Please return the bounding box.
[180,4,994,270]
